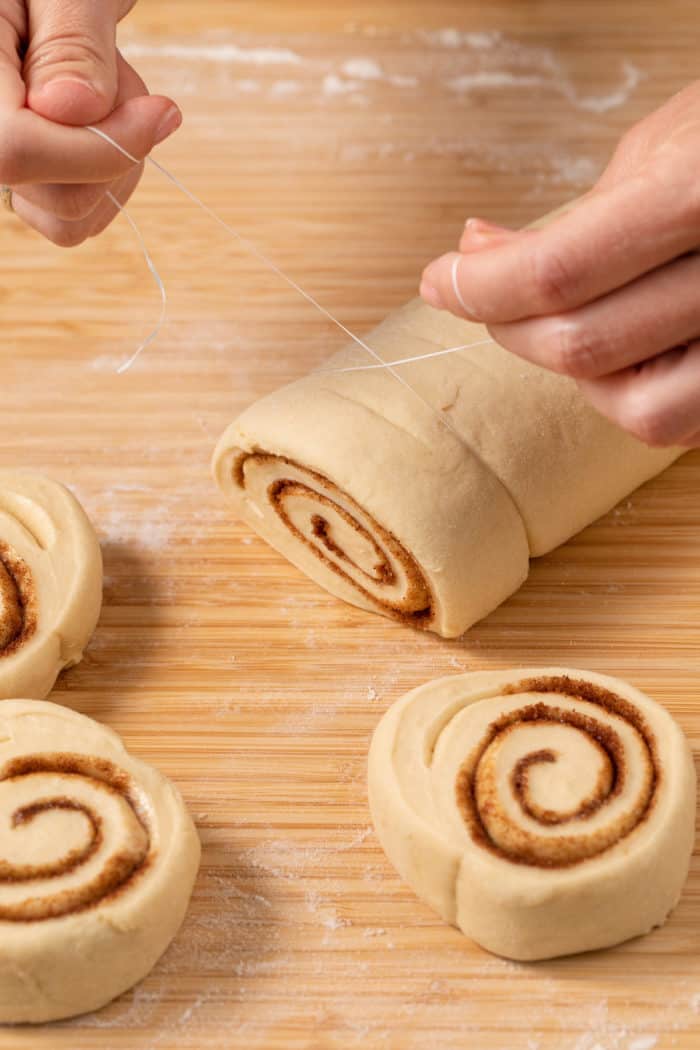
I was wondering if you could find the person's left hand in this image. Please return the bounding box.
[420,81,700,448]
[0,0,181,246]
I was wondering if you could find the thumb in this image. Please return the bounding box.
[23,0,120,125]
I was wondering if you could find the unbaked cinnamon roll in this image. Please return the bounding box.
[369,668,695,960]
[0,699,200,1022]
[0,471,102,698]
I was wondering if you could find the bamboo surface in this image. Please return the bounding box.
[2,2,700,1047]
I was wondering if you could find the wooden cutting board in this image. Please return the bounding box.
[2,2,700,1046]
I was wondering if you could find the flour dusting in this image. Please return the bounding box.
[422,28,502,50]
[122,42,302,65]
[122,27,643,120]
[323,73,362,97]
[447,58,644,115]
[342,57,384,80]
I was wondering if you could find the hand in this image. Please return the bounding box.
[420,82,700,448]
[0,0,181,245]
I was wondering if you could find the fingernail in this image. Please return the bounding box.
[464,217,510,240]
[420,279,445,311]
[154,105,182,145]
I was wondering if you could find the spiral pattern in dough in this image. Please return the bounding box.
[0,541,36,658]
[0,471,102,699]
[0,700,200,1024]
[0,753,149,922]
[232,451,433,625]
[456,676,657,868]
[368,668,696,960]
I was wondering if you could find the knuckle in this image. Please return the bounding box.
[549,321,600,378]
[529,245,577,312]
[620,394,675,447]
[27,33,107,76]
[615,121,646,157]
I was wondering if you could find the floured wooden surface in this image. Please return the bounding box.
[2,2,700,1047]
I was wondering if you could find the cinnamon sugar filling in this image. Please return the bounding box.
[235,451,434,625]
[0,542,37,657]
[456,676,659,868]
[0,753,151,922]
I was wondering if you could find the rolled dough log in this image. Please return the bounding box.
[0,699,201,1022]
[0,471,102,697]
[213,295,680,637]
[368,668,696,961]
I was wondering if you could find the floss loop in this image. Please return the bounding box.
[86,126,494,444]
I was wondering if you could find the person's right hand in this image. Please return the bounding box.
[0,0,181,246]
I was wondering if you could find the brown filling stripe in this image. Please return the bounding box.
[455,676,659,869]
[0,754,151,922]
[0,542,36,657]
[234,451,434,625]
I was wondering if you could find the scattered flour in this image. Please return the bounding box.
[232,79,261,94]
[628,1037,658,1050]
[122,28,643,118]
[122,42,302,65]
[447,71,546,92]
[423,28,502,50]
[446,60,644,115]
[323,73,362,97]
[342,57,384,80]
[575,61,644,114]
[269,79,302,97]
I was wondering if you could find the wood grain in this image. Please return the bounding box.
[1,1,700,1046]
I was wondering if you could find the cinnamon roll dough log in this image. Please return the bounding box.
[0,471,102,698]
[0,699,200,1022]
[368,668,696,961]
[214,299,679,637]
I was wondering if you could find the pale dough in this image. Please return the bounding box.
[368,668,696,961]
[213,297,680,637]
[0,471,102,698]
[0,699,201,1022]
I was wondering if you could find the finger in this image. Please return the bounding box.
[12,180,105,221]
[486,251,700,380]
[11,160,144,246]
[0,92,181,185]
[421,174,700,325]
[420,221,524,310]
[24,0,120,124]
[678,429,700,449]
[0,12,25,107]
[10,53,150,220]
[578,343,700,447]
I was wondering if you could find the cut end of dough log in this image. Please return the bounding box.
[231,449,435,627]
[368,667,696,961]
[212,366,530,638]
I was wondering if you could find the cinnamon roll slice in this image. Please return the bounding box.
[0,700,200,1022]
[0,471,102,698]
[369,668,695,960]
